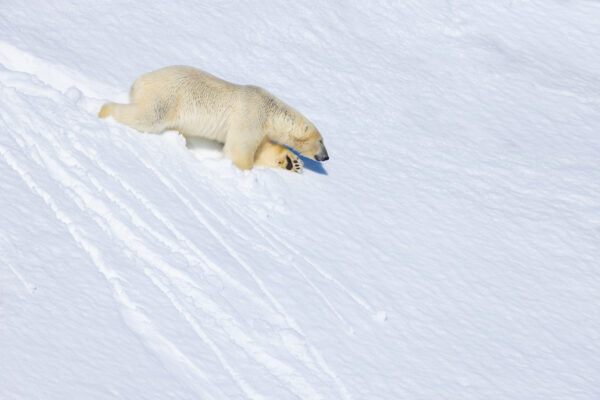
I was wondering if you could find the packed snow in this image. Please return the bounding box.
[1,1,600,399]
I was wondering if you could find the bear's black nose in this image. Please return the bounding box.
[315,147,329,162]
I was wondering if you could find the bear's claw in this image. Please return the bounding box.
[293,158,303,173]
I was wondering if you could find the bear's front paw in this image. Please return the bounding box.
[279,152,303,173]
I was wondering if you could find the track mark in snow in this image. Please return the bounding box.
[0,89,230,396]
[236,207,375,319]
[164,173,356,333]
[2,125,250,396]
[165,168,374,323]
[147,165,354,400]
[0,141,221,400]
[145,269,268,400]
[126,145,302,322]
[265,221,374,313]
[68,138,277,316]
[145,265,326,400]
[66,140,320,398]
[146,268,319,400]
[5,260,36,294]
[292,241,372,313]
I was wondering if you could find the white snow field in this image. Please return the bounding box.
[1,1,600,399]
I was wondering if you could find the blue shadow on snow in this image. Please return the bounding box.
[299,154,328,175]
[286,147,328,175]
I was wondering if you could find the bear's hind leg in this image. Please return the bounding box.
[98,103,166,133]
[254,140,303,173]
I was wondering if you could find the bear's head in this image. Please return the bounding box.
[293,122,329,162]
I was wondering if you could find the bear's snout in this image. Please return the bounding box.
[315,146,329,162]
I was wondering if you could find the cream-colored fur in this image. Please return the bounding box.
[99,66,328,172]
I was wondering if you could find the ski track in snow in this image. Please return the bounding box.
[0,45,355,400]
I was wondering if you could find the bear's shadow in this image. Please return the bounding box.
[185,136,328,175]
[293,150,328,175]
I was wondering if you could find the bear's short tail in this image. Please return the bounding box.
[97,102,164,133]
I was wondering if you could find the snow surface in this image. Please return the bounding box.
[1,1,600,399]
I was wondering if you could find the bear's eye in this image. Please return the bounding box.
[304,125,308,132]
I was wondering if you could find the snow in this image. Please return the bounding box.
[1,1,600,399]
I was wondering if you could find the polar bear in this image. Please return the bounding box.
[98,66,328,172]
